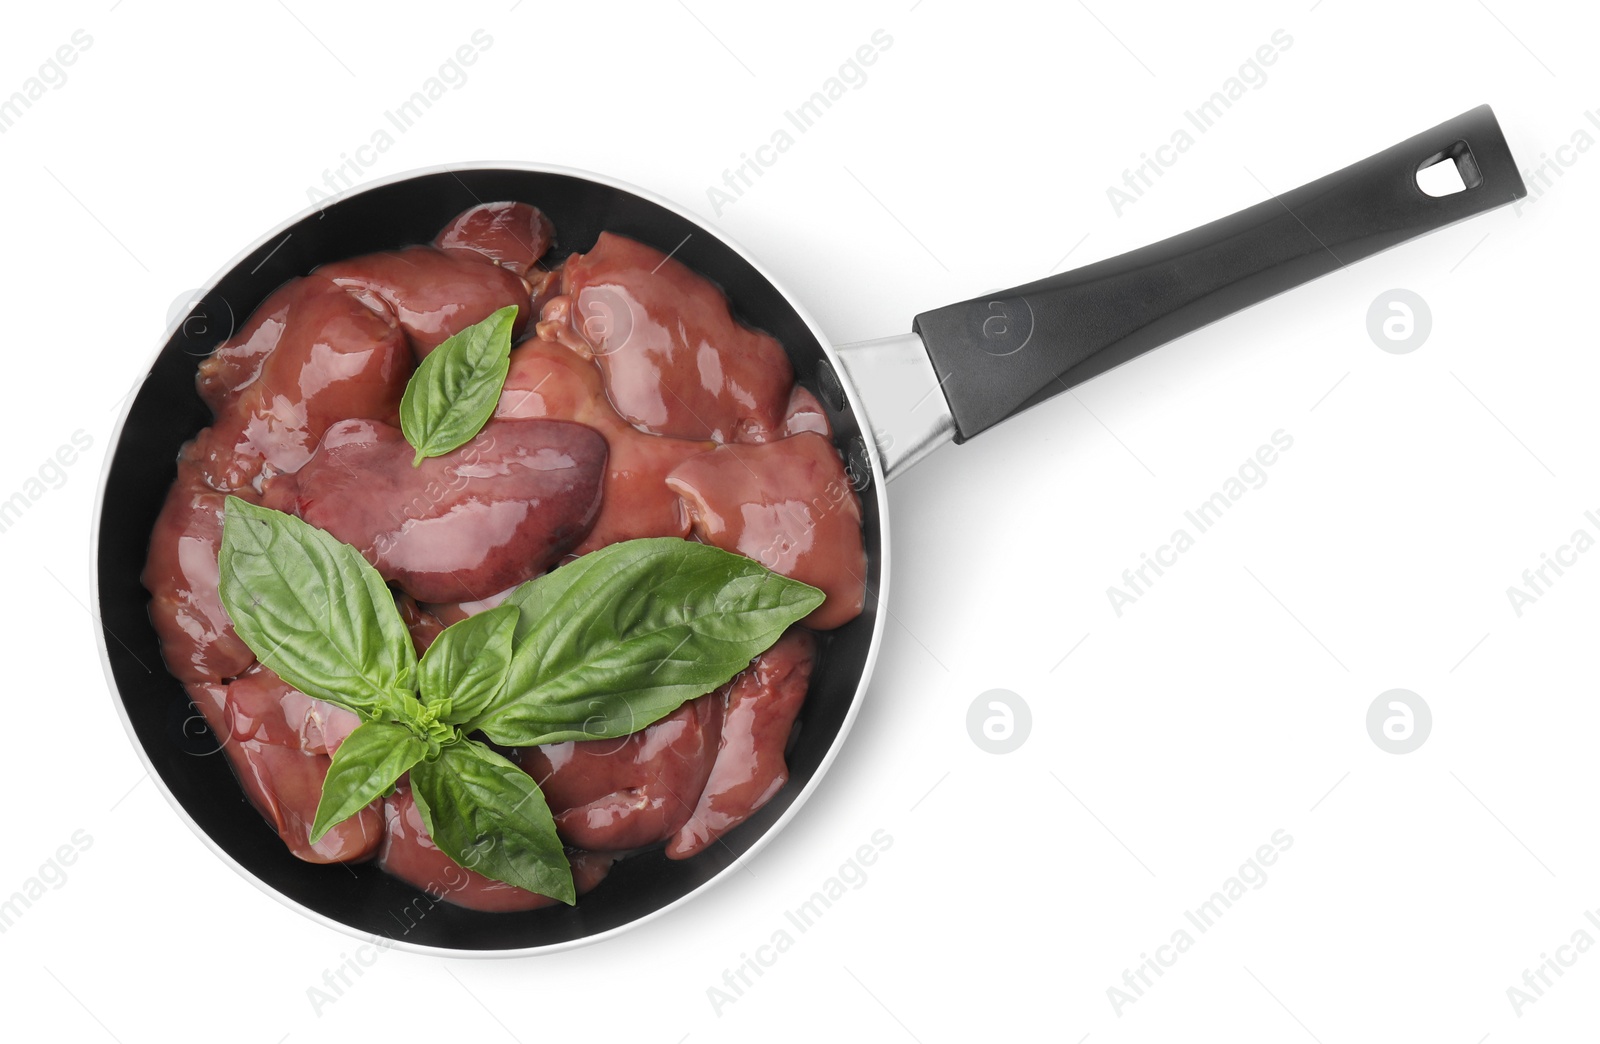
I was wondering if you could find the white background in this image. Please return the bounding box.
[1,0,1596,1040]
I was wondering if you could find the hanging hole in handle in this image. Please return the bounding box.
[1416,140,1483,197]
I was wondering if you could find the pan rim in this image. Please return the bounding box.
[90,159,892,958]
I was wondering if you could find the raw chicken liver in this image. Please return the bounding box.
[668,629,817,859]
[143,461,257,685]
[146,201,859,906]
[497,337,709,552]
[225,663,361,756]
[185,681,382,864]
[193,274,414,490]
[554,232,794,443]
[433,201,555,277]
[317,246,532,356]
[667,432,867,630]
[378,786,613,912]
[518,696,723,851]
[263,417,606,603]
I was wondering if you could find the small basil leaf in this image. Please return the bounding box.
[409,741,574,904]
[219,498,417,717]
[309,721,427,844]
[399,304,518,465]
[471,538,824,746]
[416,604,518,723]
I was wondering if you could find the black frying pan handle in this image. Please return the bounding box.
[912,104,1526,443]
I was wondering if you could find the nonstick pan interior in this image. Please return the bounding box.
[95,166,886,952]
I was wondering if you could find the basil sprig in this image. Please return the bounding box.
[410,743,571,900]
[470,538,824,745]
[219,498,417,714]
[399,304,517,465]
[217,498,824,902]
[310,721,428,843]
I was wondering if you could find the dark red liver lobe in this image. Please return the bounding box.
[666,432,867,630]
[518,695,723,852]
[263,417,607,603]
[187,680,382,864]
[667,629,816,859]
[554,232,794,443]
[143,460,258,685]
[497,338,710,553]
[191,274,414,491]
[317,245,531,357]
[433,201,555,277]
[225,663,361,756]
[377,785,613,913]
[235,740,384,863]
[396,594,448,656]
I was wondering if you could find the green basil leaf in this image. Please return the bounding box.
[219,498,417,717]
[309,721,427,844]
[399,304,518,465]
[409,740,574,904]
[471,538,824,746]
[416,604,518,723]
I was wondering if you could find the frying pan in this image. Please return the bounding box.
[94,104,1525,955]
